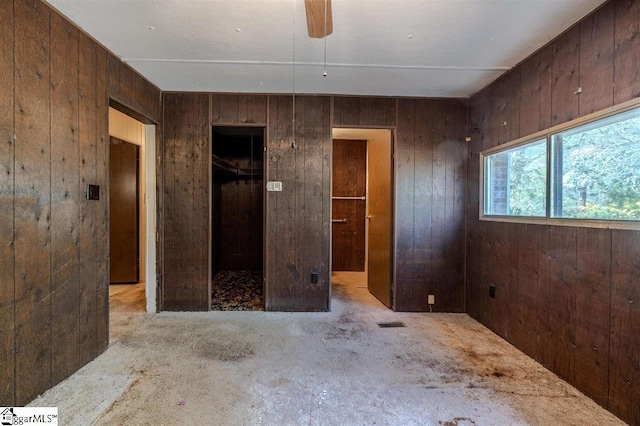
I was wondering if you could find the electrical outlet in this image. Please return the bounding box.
[310,272,319,284]
[427,294,435,305]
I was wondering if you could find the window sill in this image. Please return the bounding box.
[479,215,640,231]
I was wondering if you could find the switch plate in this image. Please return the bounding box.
[86,184,100,201]
[427,294,435,305]
[266,181,283,191]
[310,272,319,284]
[489,284,496,298]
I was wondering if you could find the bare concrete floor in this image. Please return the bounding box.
[31,273,623,425]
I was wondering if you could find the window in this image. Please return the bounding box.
[483,139,546,217]
[481,104,640,226]
[551,108,640,221]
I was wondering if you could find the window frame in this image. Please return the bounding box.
[479,98,640,230]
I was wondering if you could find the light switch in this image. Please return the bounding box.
[266,181,283,191]
[86,184,100,201]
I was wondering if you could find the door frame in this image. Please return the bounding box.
[108,102,158,313]
[330,127,396,310]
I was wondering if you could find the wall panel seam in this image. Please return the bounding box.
[48,8,53,390]
[11,0,17,406]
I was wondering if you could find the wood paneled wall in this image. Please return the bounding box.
[466,1,640,424]
[395,99,468,311]
[266,95,332,311]
[162,94,467,312]
[107,54,162,124]
[0,0,161,406]
[162,93,210,310]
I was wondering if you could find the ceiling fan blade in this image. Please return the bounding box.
[304,0,333,38]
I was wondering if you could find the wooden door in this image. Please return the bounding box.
[367,133,393,307]
[332,139,366,271]
[109,138,139,283]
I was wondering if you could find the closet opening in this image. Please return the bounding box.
[211,126,265,311]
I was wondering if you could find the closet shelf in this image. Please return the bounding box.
[212,154,262,177]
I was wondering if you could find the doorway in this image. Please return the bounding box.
[108,107,157,317]
[331,129,394,308]
[211,126,265,311]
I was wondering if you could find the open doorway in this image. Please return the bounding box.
[331,129,394,308]
[108,108,149,316]
[211,126,265,311]
[331,128,394,308]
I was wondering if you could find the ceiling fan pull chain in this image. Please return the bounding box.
[292,0,297,149]
[323,0,328,77]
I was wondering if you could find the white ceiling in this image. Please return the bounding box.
[45,0,607,98]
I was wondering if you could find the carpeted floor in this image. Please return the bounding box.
[29,272,624,425]
[211,270,264,311]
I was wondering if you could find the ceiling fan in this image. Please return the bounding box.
[304,0,333,38]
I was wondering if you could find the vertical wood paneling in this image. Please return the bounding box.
[468,2,640,422]
[261,95,332,311]
[464,108,482,320]
[333,96,396,127]
[495,77,510,145]
[539,44,554,131]
[613,0,640,104]
[394,99,416,309]
[299,96,330,310]
[609,229,640,425]
[574,227,611,407]
[166,94,465,314]
[78,32,98,366]
[1,0,160,406]
[394,99,466,312]
[95,46,109,353]
[551,26,580,126]
[547,228,577,384]
[107,52,120,101]
[502,223,520,344]
[478,221,496,328]
[267,96,299,310]
[162,95,178,306]
[0,0,15,406]
[14,0,52,404]
[412,101,433,311]
[50,10,80,385]
[211,94,268,125]
[162,93,209,311]
[483,85,498,148]
[516,224,549,362]
[444,106,467,311]
[579,1,614,115]
[519,53,541,137]
[155,124,164,311]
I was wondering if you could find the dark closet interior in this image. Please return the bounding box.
[211,127,264,310]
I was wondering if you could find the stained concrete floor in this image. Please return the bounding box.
[30,273,624,425]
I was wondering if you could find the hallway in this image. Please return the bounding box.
[29,274,622,425]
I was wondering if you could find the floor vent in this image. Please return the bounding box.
[378,321,406,328]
